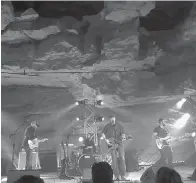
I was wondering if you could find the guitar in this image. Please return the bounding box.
[156,132,194,149]
[106,135,132,150]
[28,138,48,150]
[60,141,75,179]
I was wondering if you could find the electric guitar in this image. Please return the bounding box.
[28,138,48,150]
[156,132,194,149]
[106,135,132,150]
[60,141,75,179]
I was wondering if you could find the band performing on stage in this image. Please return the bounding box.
[19,116,196,181]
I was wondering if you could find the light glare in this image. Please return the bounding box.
[173,113,190,129]
[176,98,186,109]
[78,137,84,142]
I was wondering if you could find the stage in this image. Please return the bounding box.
[1,166,195,183]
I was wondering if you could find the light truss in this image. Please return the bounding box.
[82,102,99,146]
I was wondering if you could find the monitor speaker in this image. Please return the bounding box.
[82,168,92,183]
[7,170,40,183]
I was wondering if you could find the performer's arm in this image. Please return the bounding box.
[152,131,170,140]
[102,125,107,139]
[120,124,126,140]
[152,131,159,139]
[165,128,170,137]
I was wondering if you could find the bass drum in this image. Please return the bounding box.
[78,154,96,173]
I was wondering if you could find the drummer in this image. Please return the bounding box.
[83,133,96,154]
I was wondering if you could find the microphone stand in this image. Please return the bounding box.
[65,129,75,156]
[66,129,74,143]
[63,129,75,179]
[9,121,29,169]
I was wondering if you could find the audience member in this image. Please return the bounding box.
[14,175,44,183]
[155,167,183,183]
[92,162,113,183]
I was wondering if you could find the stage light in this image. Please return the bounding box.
[96,100,104,105]
[94,116,104,122]
[76,117,80,121]
[174,113,190,129]
[78,137,84,142]
[176,98,187,109]
[75,100,86,105]
[191,132,196,137]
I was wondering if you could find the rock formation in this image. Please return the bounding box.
[2,1,196,107]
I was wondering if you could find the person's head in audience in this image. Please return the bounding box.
[155,167,183,183]
[92,162,113,183]
[14,175,44,183]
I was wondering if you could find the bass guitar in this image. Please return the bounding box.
[28,138,48,150]
[156,132,194,149]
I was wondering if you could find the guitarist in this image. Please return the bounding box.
[22,121,40,170]
[153,118,173,167]
[102,115,126,180]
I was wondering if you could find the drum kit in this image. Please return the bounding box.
[59,135,113,179]
[65,144,102,177]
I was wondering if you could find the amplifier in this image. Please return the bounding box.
[82,168,92,183]
[18,151,40,170]
[39,150,57,172]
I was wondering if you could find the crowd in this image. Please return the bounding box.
[14,162,189,183]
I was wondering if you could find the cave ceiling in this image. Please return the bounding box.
[1,1,196,111]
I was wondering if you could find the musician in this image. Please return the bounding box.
[153,118,173,167]
[22,121,40,170]
[83,133,95,153]
[102,115,126,180]
[84,133,94,147]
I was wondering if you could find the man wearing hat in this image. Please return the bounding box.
[22,121,40,170]
[102,115,126,180]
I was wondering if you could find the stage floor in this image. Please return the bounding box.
[1,166,195,183]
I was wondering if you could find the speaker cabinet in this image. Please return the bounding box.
[39,151,57,172]
[125,150,139,172]
[7,170,40,183]
[82,168,92,183]
[17,151,26,170]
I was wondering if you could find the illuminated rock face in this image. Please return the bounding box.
[1,1,196,106]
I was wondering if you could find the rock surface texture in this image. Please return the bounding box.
[1,1,196,108]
